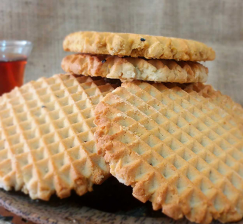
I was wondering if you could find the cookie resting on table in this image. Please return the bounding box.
[94,81,243,224]
[0,74,119,200]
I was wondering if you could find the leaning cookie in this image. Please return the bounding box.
[62,54,208,83]
[0,74,119,200]
[94,81,243,224]
[63,31,215,61]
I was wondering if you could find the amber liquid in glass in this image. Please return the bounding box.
[0,53,27,96]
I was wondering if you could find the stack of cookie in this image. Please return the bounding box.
[62,32,213,83]
[0,31,243,224]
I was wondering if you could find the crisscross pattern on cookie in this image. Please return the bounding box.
[0,74,117,200]
[182,83,243,129]
[95,81,243,224]
[61,54,208,83]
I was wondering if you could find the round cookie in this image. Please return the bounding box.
[62,54,208,83]
[0,74,119,200]
[94,81,243,224]
[63,31,215,61]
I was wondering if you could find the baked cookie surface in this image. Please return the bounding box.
[63,31,215,61]
[62,54,208,83]
[0,74,118,200]
[94,81,243,224]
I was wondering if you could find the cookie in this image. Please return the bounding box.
[0,74,119,200]
[182,83,243,130]
[94,81,243,223]
[61,54,208,83]
[63,31,215,61]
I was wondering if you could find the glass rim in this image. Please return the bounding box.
[0,40,32,47]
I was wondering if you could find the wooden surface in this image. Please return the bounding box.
[0,207,34,224]
[0,1,243,223]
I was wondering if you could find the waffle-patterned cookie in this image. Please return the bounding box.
[94,81,243,224]
[61,54,208,83]
[0,74,118,200]
[63,31,215,61]
[182,83,243,130]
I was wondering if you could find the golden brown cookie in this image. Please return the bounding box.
[183,83,243,131]
[61,54,208,83]
[94,81,243,224]
[63,31,215,61]
[0,74,119,200]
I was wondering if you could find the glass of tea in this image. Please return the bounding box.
[0,40,33,96]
